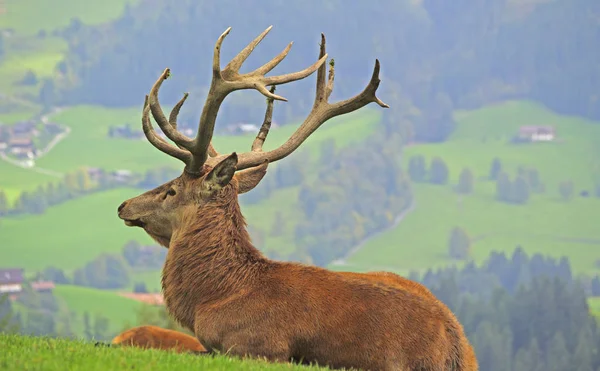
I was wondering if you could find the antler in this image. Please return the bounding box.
[144,26,327,175]
[208,33,389,171]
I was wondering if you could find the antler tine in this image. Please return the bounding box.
[148,69,194,149]
[221,26,273,79]
[141,95,191,164]
[181,26,327,175]
[168,93,189,150]
[232,33,389,171]
[251,86,276,152]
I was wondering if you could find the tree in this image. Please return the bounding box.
[558,180,574,201]
[83,311,93,340]
[448,227,471,260]
[495,171,512,202]
[429,156,449,185]
[457,168,474,194]
[20,70,38,86]
[408,155,427,182]
[270,211,285,236]
[526,168,543,193]
[77,254,130,289]
[0,190,8,216]
[512,176,530,204]
[93,313,110,341]
[489,157,502,180]
[76,168,93,191]
[38,79,57,108]
[133,282,148,293]
[122,240,142,266]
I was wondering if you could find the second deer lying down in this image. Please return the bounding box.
[117,26,478,370]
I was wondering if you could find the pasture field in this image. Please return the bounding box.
[0,333,328,371]
[340,101,600,276]
[52,285,150,335]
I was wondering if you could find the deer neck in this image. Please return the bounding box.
[161,190,266,330]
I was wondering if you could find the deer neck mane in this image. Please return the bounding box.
[161,184,267,330]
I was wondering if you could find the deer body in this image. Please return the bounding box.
[117,26,478,370]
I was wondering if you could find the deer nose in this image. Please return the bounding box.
[117,201,127,213]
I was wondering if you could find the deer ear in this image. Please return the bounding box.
[203,153,238,192]
[235,161,269,194]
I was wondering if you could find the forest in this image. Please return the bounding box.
[43,0,600,133]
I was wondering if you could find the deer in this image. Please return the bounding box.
[117,26,479,371]
[112,87,476,365]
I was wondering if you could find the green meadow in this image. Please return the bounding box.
[340,101,600,276]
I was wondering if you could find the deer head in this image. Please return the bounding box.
[117,26,388,247]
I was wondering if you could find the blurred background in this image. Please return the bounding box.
[0,0,599,369]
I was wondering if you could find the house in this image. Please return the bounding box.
[111,169,134,183]
[30,281,56,293]
[0,268,24,295]
[8,137,36,159]
[517,125,556,142]
[86,167,105,182]
[11,120,38,137]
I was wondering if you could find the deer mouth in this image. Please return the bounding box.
[123,219,145,228]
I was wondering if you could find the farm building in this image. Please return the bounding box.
[0,268,24,294]
[517,125,556,142]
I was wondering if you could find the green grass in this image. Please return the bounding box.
[52,285,150,335]
[0,0,140,36]
[0,334,328,371]
[339,101,600,276]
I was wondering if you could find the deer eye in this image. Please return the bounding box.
[166,188,176,196]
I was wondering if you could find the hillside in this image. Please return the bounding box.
[335,101,600,275]
[52,285,150,336]
[0,334,328,371]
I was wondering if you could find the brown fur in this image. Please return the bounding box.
[118,159,479,371]
[112,325,207,354]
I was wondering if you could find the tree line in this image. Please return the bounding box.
[412,248,600,371]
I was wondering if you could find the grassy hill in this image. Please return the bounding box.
[336,101,600,276]
[0,333,328,371]
[52,285,151,335]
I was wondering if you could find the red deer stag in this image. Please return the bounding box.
[114,89,476,368]
[117,26,478,371]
